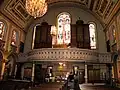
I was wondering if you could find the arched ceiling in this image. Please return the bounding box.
[0,0,120,31]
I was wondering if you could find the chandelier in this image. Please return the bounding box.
[25,0,48,18]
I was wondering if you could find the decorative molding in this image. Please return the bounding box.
[116,11,120,45]
[104,0,120,24]
[1,0,31,29]
[0,0,119,30]
[18,48,112,63]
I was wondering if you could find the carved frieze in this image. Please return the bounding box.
[18,48,112,63]
[2,0,31,29]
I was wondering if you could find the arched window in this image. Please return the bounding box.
[89,23,96,49]
[11,30,19,46]
[111,25,116,44]
[57,12,71,45]
[0,21,6,40]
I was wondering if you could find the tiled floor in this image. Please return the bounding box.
[79,84,120,90]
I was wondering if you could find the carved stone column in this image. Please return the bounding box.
[0,59,6,80]
[107,64,112,85]
[21,65,24,79]
[14,65,17,78]
[85,64,88,83]
[31,63,35,82]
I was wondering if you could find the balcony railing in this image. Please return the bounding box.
[18,48,112,63]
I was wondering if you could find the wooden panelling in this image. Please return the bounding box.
[71,21,90,49]
[76,24,84,48]
[34,22,52,49]
[71,24,77,47]
[83,24,90,49]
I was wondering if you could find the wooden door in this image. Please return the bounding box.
[88,69,100,83]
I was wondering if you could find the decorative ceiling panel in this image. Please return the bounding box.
[0,0,32,29]
[0,0,119,29]
[46,0,119,24]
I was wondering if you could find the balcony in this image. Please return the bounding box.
[18,48,112,63]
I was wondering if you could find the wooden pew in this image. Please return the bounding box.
[28,82,65,90]
[30,87,60,90]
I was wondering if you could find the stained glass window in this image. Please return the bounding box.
[11,30,18,46]
[0,21,6,40]
[89,23,96,49]
[57,12,71,45]
[111,25,116,44]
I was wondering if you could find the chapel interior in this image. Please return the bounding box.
[0,0,120,90]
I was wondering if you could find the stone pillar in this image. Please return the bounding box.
[14,65,17,78]
[113,60,118,79]
[21,65,24,79]
[31,63,35,82]
[85,64,88,83]
[0,60,5,80]
[107,64,112,85]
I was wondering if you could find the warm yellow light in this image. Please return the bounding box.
[74,67,78,70]
[59,62,63,66]
[48,67,52,69]
[63,64,66,67]
[26,0,48,18]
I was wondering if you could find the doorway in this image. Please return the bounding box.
[79,69,85,84]
[88,69,100,83]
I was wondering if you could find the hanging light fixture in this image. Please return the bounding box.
[25,0,48,18]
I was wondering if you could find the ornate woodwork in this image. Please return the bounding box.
[71,20,90,49]
[71,24,77,47]
[0,0,119,30]
[34,22,52,49]
[18,48,112,63]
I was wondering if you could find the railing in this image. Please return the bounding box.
[18,48,112,63]
[99,52,112,63]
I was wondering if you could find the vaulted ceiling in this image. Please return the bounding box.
[0,0,120,31]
